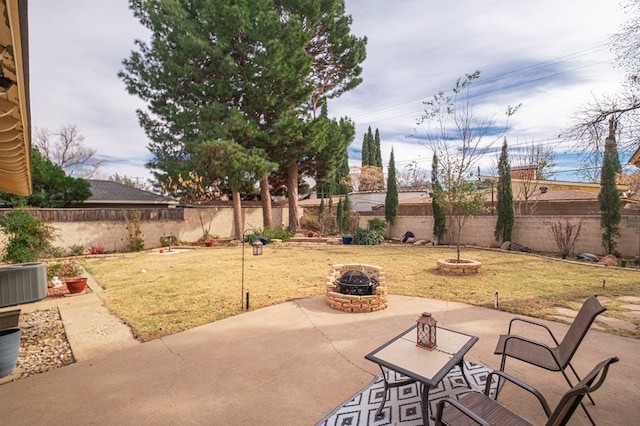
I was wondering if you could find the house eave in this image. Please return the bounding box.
[0,0,31,196]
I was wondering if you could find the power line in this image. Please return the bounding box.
[344,44,614,125]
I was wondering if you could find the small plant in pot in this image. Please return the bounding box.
[58,260,88,294]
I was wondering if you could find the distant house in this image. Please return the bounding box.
[80,180,179,209]
[630,146,640,168]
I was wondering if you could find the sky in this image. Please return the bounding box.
[28,0,632,185]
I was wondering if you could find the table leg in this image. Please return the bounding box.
[458,358,472,388]
[420,383,430,426]
[375,366,417,420]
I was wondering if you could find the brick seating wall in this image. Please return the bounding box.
[326,264,388,313]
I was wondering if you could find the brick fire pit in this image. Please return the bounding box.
[326,264,388,312]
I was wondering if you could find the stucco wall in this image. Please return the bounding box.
[362,215,640,257]
[49,206,290,252]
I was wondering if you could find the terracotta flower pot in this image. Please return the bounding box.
[65,277,88,294]
[205,241,213,247]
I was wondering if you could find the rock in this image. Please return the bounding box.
[15,308,75,380]
[576,253,599,262]
[509,242,531,253]
[500,241,511,250]
[598,254,619,267]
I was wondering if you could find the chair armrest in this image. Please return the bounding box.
[486,370,552,417]
[435,398,490,426]
[508,317,560,346]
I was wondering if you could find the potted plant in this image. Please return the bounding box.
[58,260,88,294]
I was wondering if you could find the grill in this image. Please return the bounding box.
[336,270,378,296]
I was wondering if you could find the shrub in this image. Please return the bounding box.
[45,246,66,259]
[123,211,144,251]
[70,244,85,256]
[354,227,382,245]
[354,218,386,245]
[89,245,105,255]
[0,209,55,263]
[367,218,386,237]
[47,262,62,281]
[245,226,293,243]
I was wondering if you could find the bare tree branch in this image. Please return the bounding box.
[561,91,640,182]
[33,124,104,178]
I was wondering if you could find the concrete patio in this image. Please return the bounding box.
[0,294,637,425]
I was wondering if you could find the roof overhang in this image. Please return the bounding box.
[0,0,31,196]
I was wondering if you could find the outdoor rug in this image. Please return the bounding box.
[316,361,500,426]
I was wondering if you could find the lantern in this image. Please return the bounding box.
[416,312,437,350]
[252,239,263,256]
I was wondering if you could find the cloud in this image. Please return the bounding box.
[28,0,628,184]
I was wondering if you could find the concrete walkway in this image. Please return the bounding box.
[0,291,638,425]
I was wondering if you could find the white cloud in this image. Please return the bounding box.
[28,0,629,184]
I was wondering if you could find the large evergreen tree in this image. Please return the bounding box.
[120,0,312,191]
[120,0,366,232]
[431,153,446,242]
[0,149,91,208]
[385,148,398,225]
[197,141,275,240]
[494,138,514,243]
[598,118,621,254]
[273,0,366,231]
[314,102,354,197]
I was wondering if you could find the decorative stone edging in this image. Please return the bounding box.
[326,264,388,312]
[437,258,482,275]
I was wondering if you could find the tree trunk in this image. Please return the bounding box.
[232,188,243,241]
[287,162,300,232]
[260,177,272,228]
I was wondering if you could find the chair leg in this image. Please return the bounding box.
[566,362,595,406]
[495,354,508,398]
[560,368,596,426]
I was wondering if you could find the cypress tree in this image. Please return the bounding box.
[361,128,371,166]
[373,128,383,167]
[431,153,446,242]
[494,138,514,243]
[336,198,344,233]
[343,192,352,235]
[385,148,399,225]
[599,118,621,254]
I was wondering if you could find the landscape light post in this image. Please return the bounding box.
[241,229,263,310]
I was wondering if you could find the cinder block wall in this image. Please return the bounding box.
[361,215,639,257]
[37,206,290,253]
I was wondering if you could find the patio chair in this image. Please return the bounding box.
[493,295,606,424]
[434,356,619,426]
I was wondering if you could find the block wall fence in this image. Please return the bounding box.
[1,207,639,257]
[379,215,640,257]
[0,206,290,253]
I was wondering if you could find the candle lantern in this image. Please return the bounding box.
[252,240,263,256]
[416,312,437,350]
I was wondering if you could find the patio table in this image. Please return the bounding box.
[365,325,478,425]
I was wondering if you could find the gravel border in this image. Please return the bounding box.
[15,308,75,379]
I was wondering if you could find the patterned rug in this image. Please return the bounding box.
[316,361,500,426]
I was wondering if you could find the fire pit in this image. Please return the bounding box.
[326,264,387,312]
[336,270,378,295]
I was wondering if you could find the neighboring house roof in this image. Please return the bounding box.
[630,146,640,168]
[0,1,31,196]
[83,180,179,207]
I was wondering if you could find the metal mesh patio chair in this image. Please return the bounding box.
[434,356,618,426]
[493,295,606,424]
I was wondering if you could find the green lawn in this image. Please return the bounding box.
[82,244,640,342]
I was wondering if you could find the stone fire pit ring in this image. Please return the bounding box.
[326,264,387,312]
